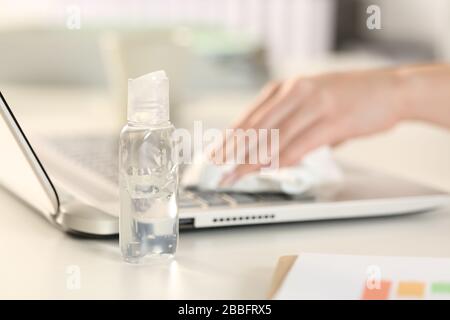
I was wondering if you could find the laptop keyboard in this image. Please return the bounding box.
[46,135,313,209]
[47,135,120,184]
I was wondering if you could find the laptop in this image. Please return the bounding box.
[1,91,449,236]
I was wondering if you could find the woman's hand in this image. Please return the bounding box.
[214,68,410,185]
[214,64,450,185]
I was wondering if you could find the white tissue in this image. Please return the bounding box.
[182,146,343,195]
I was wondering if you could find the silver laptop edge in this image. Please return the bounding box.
[1,91,449,236]
[0,91,118,235]
[0,92,60,224]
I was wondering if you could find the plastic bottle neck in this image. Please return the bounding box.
[127,119,171,128]
[127,104,169,126]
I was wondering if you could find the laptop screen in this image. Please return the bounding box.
[0,92,59,218]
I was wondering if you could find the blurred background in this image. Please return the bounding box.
[0,0,449,190]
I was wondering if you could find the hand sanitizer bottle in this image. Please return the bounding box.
[119,70,178,263]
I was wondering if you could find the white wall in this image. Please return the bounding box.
[0,0,336,66]
[359,0,450,60]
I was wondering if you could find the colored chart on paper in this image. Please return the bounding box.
[362,279,450,300]
[275,253,450,300]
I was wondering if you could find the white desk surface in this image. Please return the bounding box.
[1,85,449,299]
[1,186,449,299]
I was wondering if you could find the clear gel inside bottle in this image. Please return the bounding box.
[119,71,178,263]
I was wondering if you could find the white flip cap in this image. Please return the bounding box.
[127,70,169,124]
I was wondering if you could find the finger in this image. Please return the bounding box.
[279,120,336,167]
[246,80,308,129]
[220,115,325,185]
[224,85,281,161]
[219,163,262,187]
[225,80,315,170]
[220,127,278,186]
[210,81,280,163]
[276,103,324,152]
[220,82,291,165]
[231,81,281,129]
